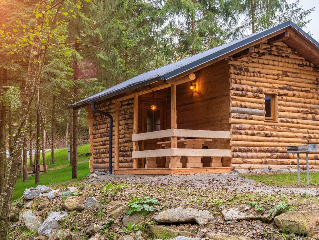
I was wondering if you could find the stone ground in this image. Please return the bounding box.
[86,171,319,196]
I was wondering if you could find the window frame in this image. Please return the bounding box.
[264,93,278,122]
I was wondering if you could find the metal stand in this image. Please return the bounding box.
[287,144,317,186]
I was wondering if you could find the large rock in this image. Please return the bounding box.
[154,207,213,225]
[44,190,59,199]
[172,237,200,240]
[86,223,102,236]
[84,197,98,210]
[22,210,42,231]
[24,188,41,200]
[150,225,178,239]
[122,214,145,227]
[206,232,250,240]
[221,205,261,221]
[109,202,126,218]
[38,211,68,237]
[118,236,134,240]
[63,197,85,211]
[36,185,52,193]
[274,211,319,236]
[54,229,73,240]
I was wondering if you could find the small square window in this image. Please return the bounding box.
[264,94,277,121]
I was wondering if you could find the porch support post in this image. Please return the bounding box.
[114,101,120,170]
[133,94,139,169]
[170,84,178,168]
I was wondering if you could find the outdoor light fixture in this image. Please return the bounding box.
[151,91,156,110]
[190,82,196,91]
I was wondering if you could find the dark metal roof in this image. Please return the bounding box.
[71,21,319,109]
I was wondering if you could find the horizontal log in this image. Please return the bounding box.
[231,101,264,110]
[231,141,300,147]
[231,107,264,116]
[230,73,316,88]
[231,124,319,134]
[232,158,319,165]
[278,112,319,121]
[232,152,319,160]
[231,96,264,104]
[231,90,264,99]
[231,146,287,153]
[231,113,264,121]
[232,135,318,144]
[231,129,319,140]
[232,164,319,169]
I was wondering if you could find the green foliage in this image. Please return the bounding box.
[102,218,114,230]
[125,196,158,216]
[249,201,259,207]
[122,223,144,233]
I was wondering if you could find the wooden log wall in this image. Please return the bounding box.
[230,41,319,169]
[175,60,230,132]
[85,98,134,172]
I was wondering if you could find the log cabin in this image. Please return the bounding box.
[71,21,319,174]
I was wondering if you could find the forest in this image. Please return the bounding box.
[0,0,314,238]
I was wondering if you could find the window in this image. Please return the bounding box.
[264,93,278,121]
[146,109,161,132]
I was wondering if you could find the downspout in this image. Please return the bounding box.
[90,102,113,174]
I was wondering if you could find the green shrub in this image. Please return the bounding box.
[126,197,158,216]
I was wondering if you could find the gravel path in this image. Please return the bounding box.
[86,172,319,196]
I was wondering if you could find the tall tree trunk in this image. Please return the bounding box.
[0,68,7,193]
[51,94,55,164]
[35,89,40,184]
[41,116,46,173]
[22,137,27,182]
[72,41,79,178]
[251,0,255,33]
[69,108,73,166]
[191,16,196,55]
[72,87,78,179]
[8,104,12,155]
[29,116,33,168]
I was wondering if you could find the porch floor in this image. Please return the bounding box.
[114,167,232,175]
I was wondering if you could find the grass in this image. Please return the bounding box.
[245,172,319,186]
[28,143,90,169]
[13,144,91,200]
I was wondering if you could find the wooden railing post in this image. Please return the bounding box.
[115,101,120,170]
[133,94,139,169]
[170,84,178,168]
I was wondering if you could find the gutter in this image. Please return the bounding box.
[90,102,113,174]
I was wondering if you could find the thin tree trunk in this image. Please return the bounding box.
[251,0,255,33]
[29,117,33,168]
[69,108,73,166]
[8,105,12,155]
[72,87,78,179]
[41,116,46,173]
[35,89,40,184]
[22,137,27,182]
[51,94,55,164]
[0,68,7,193]
[191,16,196,55]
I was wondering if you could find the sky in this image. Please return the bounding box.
[297,0,319,40]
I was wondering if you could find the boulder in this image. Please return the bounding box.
[54,229,73,240]
[153,207,213,224]
[86,223,102,236]
[221,205,261,221]
[63,197,85,211]
[150,225,178,239]
[118,235,134,240]
[24,188,41,200]
[171,237,200,240]
[36,185,52,193]
[84,197,98,210]
[274,211,319,236]
[38,211,68,237]
[122,213,145,227]
[65,187,79,193]
[109,202,126,218]
[206,233,250,240]
[87,173,98,178]
[22,210,42,231]
[44,190,59,199]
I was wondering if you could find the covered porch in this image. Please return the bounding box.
[114,66,232,175]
